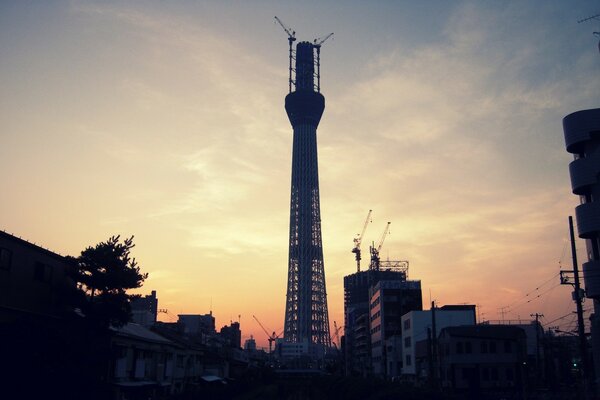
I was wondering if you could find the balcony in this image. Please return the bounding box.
[583,260,600,299]
[563,108,600,154]
[575,202,600,239]
[569,155,600,195]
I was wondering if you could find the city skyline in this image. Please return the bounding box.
[1,1,599,348]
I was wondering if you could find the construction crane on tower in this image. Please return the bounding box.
[370,222,391,271]
[352,210,372,272]
[313,32,334,92]
[274,16,296,93]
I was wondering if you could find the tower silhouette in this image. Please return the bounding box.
[282,39,331,348]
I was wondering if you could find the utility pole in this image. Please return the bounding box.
[427,328,433,384]
[499,306,509,322]
[431,301,438,386]
[569,216,591,399]
[530,312,544,388]
[559,217,591,398]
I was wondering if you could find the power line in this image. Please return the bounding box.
[547,306,590,328]
[543,311,577,327]
[503,272,560,311]
[506,282,561,314]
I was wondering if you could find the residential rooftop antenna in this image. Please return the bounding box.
[577,13,600,53]
[577,13,600,24]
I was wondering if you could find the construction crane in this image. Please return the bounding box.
[252,315,281,354]
[274,16,297,93]
[332,321,343,350]
[313,32,334,92]
[313,32,334,47]
[352,210,372,272]
[370,222,391,271]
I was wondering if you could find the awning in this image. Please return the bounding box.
[114,381,157,387]
[201,375,226,383]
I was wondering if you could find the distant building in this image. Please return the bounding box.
[369,279,422,377]
[130,290,158,327]
[220,321,241,348]
[244,336,257,351]
[401,305,476,378]
[437,325,527,394]
[0,230,74,320]
[277,340,310,359]
[178,313,215,338]
[344,265,418,376]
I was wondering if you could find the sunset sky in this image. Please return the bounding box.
[1,1,599,348]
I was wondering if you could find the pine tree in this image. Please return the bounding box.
[74,235,148,327]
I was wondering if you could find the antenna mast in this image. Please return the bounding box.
[577,13,600,53]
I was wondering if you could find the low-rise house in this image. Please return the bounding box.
[0,230,75,320]
[111,323,184,398]
[401,305,476,380]
[437,325,527,395]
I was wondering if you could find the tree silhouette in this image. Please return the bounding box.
[74,235,148,327]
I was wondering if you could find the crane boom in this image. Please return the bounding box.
[252,315,271,338]
[370,222,390,271]
[274,16,296,41]
[352,210,372,272]
[253,315,279,354]
[377,222,391,252]
[353,210,372,248]
[313,32,334,47]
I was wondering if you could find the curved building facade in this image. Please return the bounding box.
[563,108,600,298]
[563,108,600,388]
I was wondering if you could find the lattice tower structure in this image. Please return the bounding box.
[283,41,331,347]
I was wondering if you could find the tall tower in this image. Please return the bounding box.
[281,34,331,348]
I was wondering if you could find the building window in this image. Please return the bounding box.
[403,319,411,330]
[480,341,488,353]
[456,342,463,354]
[482,367,489,381]
[34,262,52,282]
[465,342,472,354]
[461,367,469,379]
[491,367,499,380]
[489,341,497,354]
[0,248,12,270]
[506,367,514,381]
[404,336,411,348]
[405,354,412,366]
[504,340,512,353]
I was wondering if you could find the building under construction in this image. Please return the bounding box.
[344,260,422,376]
